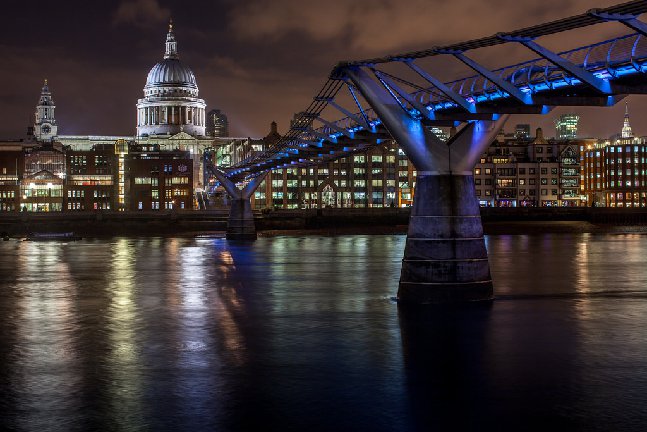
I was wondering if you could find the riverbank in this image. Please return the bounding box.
[2,208,647,237]
[259,221,647,237]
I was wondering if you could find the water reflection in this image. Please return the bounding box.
[0,234,647,431]
[105,239,144,429]
[12,242,81,431]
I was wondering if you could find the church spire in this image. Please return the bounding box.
[34,79,58,141]
[622,101,633,138]
[164,19,179,60]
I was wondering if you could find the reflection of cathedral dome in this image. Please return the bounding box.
[145,58,197,90]
[136,21,206,137]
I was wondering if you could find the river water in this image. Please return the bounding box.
[0,233,646,431]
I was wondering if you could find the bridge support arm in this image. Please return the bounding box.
[211,168,267,240]
[344,66,441,172]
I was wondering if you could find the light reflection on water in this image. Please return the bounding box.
[0,234,647,431]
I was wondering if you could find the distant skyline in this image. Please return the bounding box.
[1,0,645,140]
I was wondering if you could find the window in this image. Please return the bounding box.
[475,179,481,185]
[541,168,548,175]
[474,168,481,175]
[138,202,143,210]
[551,179,557,185]
[541,189,548,196]
[551,168,558,175]
[529,179,536,185]
[485,168,491,175]
[519,179,526,185]
[536,147,543,153]
[552,189,558,195]
[541,178,548,185]
[519,168,526,175]
[529,168,536,175]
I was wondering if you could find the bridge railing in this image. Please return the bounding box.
[412,33,647,110]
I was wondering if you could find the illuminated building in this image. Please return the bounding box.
[242,123,409,209]
[0,146,24,211]
[621,102,633,139]
[555,114,580,139]
[241,124,586,210]
[127,144,194,211]
[64,145,117,211]
[21,145,66,212]
[581,104,647,207]
[473,128,584,207]
[136,21,206,138]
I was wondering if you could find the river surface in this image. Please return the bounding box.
[0,233,646,431]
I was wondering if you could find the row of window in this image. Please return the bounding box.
[67,202,111,210]
[134,176,190,185]
[475,167,559,176]
[477,189,559,197]
[136,201,187,210]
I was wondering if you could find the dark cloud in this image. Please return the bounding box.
[113,0,171,27]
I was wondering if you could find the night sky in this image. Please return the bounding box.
[0,0,644,140]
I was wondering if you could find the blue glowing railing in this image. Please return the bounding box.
[419,33,647,109]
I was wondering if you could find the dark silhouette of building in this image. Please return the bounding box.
[206,109,229,137]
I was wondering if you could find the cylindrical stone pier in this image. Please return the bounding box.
[226,198,257,240]
[398,174,492,304]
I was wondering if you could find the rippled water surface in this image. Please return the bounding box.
[1,234,647,431]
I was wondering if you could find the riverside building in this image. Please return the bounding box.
[581,103,647,207]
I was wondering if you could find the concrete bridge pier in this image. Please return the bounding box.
[344,66,508,304]
[211,170,267,240]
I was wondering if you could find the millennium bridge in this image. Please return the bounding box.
[206,0,647,305]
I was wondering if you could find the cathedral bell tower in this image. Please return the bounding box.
[34,79,58,142]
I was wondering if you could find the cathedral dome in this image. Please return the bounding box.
[145,58,197,89]
[136,20,207,138]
